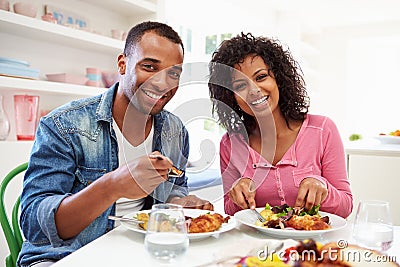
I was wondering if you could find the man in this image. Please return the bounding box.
[18,21,212,267]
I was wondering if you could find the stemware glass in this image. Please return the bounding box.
[352,200,393,252]
[144,203,189,265]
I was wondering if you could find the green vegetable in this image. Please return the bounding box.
[264,203,320,216]
[349,133,362,141]
[307,204,320,215]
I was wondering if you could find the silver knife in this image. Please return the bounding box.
[108,215,144,224]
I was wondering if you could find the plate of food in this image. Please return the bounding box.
[120,208,236,240]
[234,204,347,238]
[374,132,400,145]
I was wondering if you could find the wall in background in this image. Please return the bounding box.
[164,0,400,144]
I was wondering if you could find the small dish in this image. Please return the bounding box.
[46,73,88,85]
[374,135,400,145]
[13,2,37,18]
[0,57,29,68]
[86,80,101,87]
[0,63,39,79]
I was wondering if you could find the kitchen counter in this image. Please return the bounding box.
[345,138,400,157]
[344,138,400,225]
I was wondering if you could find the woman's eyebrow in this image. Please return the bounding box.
[232,78,246,84]
[252,68,267,78]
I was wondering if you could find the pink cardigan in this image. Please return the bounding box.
[220,114,353,218]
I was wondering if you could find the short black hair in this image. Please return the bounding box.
[124,21,184,56]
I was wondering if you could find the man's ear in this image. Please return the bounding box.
[117,54,126,75]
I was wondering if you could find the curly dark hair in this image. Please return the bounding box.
[208,32,309,134]
[124,21,184,56]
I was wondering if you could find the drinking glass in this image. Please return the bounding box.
[352,200,393,251]
[144,204,189,265]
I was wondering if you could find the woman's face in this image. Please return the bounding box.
[232,55,279,118]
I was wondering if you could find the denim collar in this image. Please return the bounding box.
[95,83,117,123]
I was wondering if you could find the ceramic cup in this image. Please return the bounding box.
[86,68,101,87]
[13,2,37,18]
[0,0,10,11]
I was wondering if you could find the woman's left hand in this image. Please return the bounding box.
[294,178,328,211]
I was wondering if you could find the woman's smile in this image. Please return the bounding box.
[250,95,269,106]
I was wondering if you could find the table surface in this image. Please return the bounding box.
[52,220,400,267]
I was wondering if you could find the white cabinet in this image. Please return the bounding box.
[0,0,160,262]
[346,148,400,225]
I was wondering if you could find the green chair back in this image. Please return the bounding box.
[0,162,28,267]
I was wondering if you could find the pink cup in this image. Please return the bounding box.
[14,95,39,141]
[0,0,10,11]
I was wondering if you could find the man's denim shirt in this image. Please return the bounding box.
[18,84,189,266]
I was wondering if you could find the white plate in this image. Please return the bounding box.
[120,209,236,240]
[234,208,347,238]
[0,57,29,67]
[374,135,400,145]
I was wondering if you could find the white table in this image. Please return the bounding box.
[52,222,400,266]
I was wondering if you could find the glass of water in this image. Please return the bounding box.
[144,203,189,264]
[352,200,393,251]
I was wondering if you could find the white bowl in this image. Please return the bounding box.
[13,2,37,18]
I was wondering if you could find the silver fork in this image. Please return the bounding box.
[251,209,266,223]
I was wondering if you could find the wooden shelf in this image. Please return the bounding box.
[0,10,124,54]
[0,76,106,96]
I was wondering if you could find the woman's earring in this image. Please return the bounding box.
[237,108,244,121]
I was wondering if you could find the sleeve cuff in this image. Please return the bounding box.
[37,194,73,247]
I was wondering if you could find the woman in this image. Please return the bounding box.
[208,33,352,218]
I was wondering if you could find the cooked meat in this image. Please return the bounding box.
[286,215,331,230]
[188,213,225,233]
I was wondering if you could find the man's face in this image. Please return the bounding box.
[119,31,184,115]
